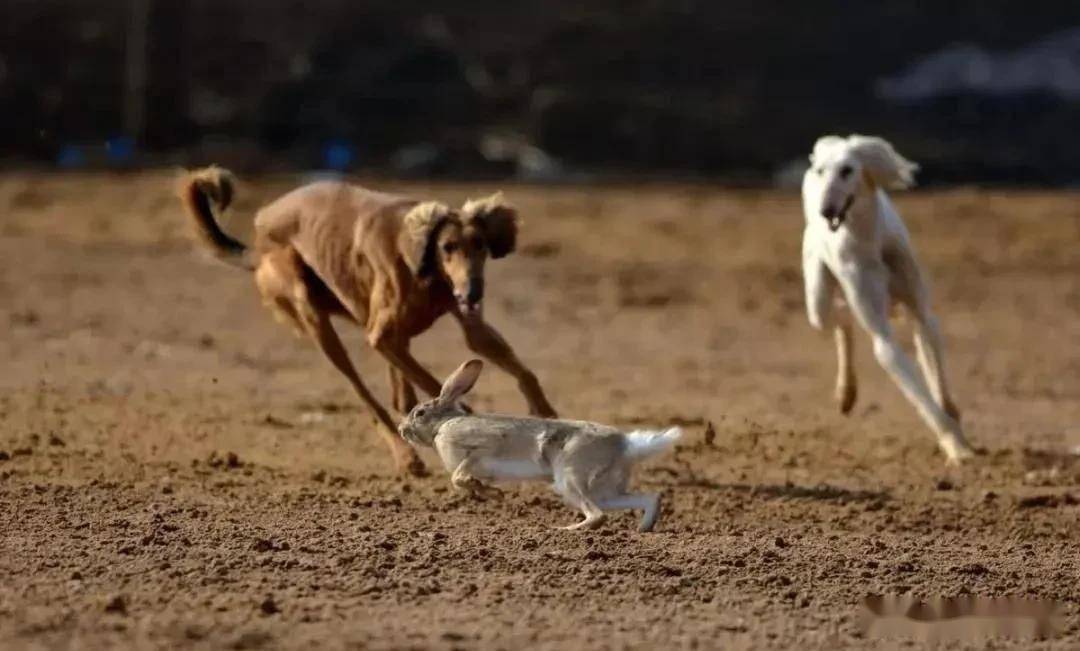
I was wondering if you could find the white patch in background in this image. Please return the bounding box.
[877,27,1080,102]
[298,411,328,426]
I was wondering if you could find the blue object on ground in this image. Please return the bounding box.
[106,136,136,164]
[57,145,86,169]
[323,141,356,171]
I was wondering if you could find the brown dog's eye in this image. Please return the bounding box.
[442,242,458,255]
[839,165,853,179]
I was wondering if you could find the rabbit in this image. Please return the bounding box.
[398,359,682,532]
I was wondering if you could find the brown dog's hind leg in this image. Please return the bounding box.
[255,252,307,338]
[303,310,425,476]
[304,309,425,476]
[256,251,425,477]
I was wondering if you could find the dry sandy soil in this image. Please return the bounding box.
[1,172,1078,650]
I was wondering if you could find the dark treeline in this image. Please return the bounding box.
[3,0,1078,184]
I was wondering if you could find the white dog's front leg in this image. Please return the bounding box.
[805,240,856,412]
[833,319,857,414]
[841,269,973,463]
[802,235,835,331]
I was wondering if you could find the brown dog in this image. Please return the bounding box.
[178,167,557,476]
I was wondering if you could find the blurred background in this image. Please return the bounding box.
[3,0,1080,185]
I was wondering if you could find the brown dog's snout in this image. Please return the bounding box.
[457,277,484,311]
[466,277,484,305]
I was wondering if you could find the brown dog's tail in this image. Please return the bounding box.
[177,166,255,270]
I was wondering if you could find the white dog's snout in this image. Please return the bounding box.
[820,194,854,228]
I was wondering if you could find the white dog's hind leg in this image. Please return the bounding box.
[912,312,961,421]
[890,246,962,423]
[844,272,974,463]
[874,334,972,463]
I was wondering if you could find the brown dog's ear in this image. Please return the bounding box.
[462,192,518,259]
[400,201,452,277]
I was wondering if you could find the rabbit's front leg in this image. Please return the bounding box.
[450,458,503,500]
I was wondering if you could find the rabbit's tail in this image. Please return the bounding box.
[623,427,683,461]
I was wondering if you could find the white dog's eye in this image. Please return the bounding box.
[815,167,824,176]
[839,165,853,179]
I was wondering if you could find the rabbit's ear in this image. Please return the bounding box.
[440,359,484,402]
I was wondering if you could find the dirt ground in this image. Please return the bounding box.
[1,172,1078,650]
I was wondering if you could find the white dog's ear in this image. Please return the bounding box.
[809,135,845,164]
[440,359,483,402]
[847,135,919,189]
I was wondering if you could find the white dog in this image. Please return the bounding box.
[801,134,974,464]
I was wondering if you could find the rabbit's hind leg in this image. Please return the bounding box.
[561,498,605,530]
[584,462,662,531]
[598,493,663,532]
[554,473,606,530]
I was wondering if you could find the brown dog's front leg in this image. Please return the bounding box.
[388,365,418,414]
[372,340,445,399]
[367,315,446,399]
[458,315,557,418]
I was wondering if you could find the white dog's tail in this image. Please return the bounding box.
[623,427,683,461]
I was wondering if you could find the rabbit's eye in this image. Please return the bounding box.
[415,408,426,418]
